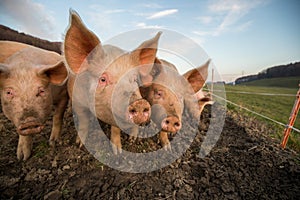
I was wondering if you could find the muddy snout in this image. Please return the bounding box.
[161,115,181,133]
[128,99,151,125]
[17,117,44,136]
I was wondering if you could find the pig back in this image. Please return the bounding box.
[0,41,29,63]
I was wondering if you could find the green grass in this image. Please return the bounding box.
[33,140,49,158]
[224,82,300,151]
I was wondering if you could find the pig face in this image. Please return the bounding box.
[142,58,210,148]
[145,82,183,133]
[64,11,161,129]
[0,47,67,136]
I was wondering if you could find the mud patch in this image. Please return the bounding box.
[0,105,299,199]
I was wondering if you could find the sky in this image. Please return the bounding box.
[0,0,299,82]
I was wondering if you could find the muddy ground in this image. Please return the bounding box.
[0,104,299,200]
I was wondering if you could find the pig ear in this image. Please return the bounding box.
[0,64,9,81]
[38,61,68,85]
[183,59,210,93]
[131,32,162,85]
[132,32,162,65]
[64,10,101,74]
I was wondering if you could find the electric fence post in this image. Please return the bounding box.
[281,84,300,149]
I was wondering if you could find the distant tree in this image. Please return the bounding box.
[0,24,62,54]
[235,62,300,84]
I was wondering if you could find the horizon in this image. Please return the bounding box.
[0,0,299,82]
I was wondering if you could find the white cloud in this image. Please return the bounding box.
[0,0,59,40]
[194,0,266,37]
[193,31,213,37]
[210,0,266,35]
[236,20,253,32]
[136,22,163,29]
[147,9,178,19]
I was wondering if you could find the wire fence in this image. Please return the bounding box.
[206,90,296,97]
[209,91,300,134]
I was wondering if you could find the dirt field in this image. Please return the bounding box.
[0,104,299,199]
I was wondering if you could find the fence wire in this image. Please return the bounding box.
[203,89,296,97]
[211,92,300,134]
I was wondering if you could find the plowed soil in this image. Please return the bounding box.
[0,105,299,200]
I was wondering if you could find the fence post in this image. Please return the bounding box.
[281,84,300,149]
[211,68,214,100]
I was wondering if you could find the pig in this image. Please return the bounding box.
[140,58,213,150]
[63,11,161,154]
[0,41,29,63]
[0,41,69,160]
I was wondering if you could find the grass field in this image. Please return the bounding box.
[223,77,300,151]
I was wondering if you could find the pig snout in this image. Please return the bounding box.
[128,99,151,125]
[161,115,181,133]
[17,117,44,136]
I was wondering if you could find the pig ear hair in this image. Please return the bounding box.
[64,9,101,74]
[38,61,68,86]
[132,32,162,85]
[132,32,162,66]
[183,59,211,93]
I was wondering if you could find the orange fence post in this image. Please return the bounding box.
[281,84,300,149]
[211,68,214,101]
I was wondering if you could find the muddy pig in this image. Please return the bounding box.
[140,58,213,150]
[64,11,161,154]
[0,41,68,160]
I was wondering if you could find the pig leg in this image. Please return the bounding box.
[129,125,139,143]
[17,135,33,160]
[159,131,171,151]
[73,105,90,148]
[111,126,122,154]
[49,96,69,147]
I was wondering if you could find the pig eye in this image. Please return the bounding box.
[98,74,109,86]
[37,87,45,97]
[154,90,163,99]
[99,77,106,83]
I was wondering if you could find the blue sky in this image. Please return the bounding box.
[0,0,299,82]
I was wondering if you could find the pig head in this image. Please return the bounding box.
[64,11,161,154]
[141,58,212,150]
[0,41,68,160]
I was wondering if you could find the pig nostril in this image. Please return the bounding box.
[143,108,149,113]
[174,122,180,127]
[130,109,137,114]
[165,120,169,124]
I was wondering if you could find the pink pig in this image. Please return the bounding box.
[0,41,68,160]
[140,58,213,150]
[64,11,161,154]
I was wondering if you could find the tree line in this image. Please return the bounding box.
[0,24,61,54]
[235,62,300,84]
